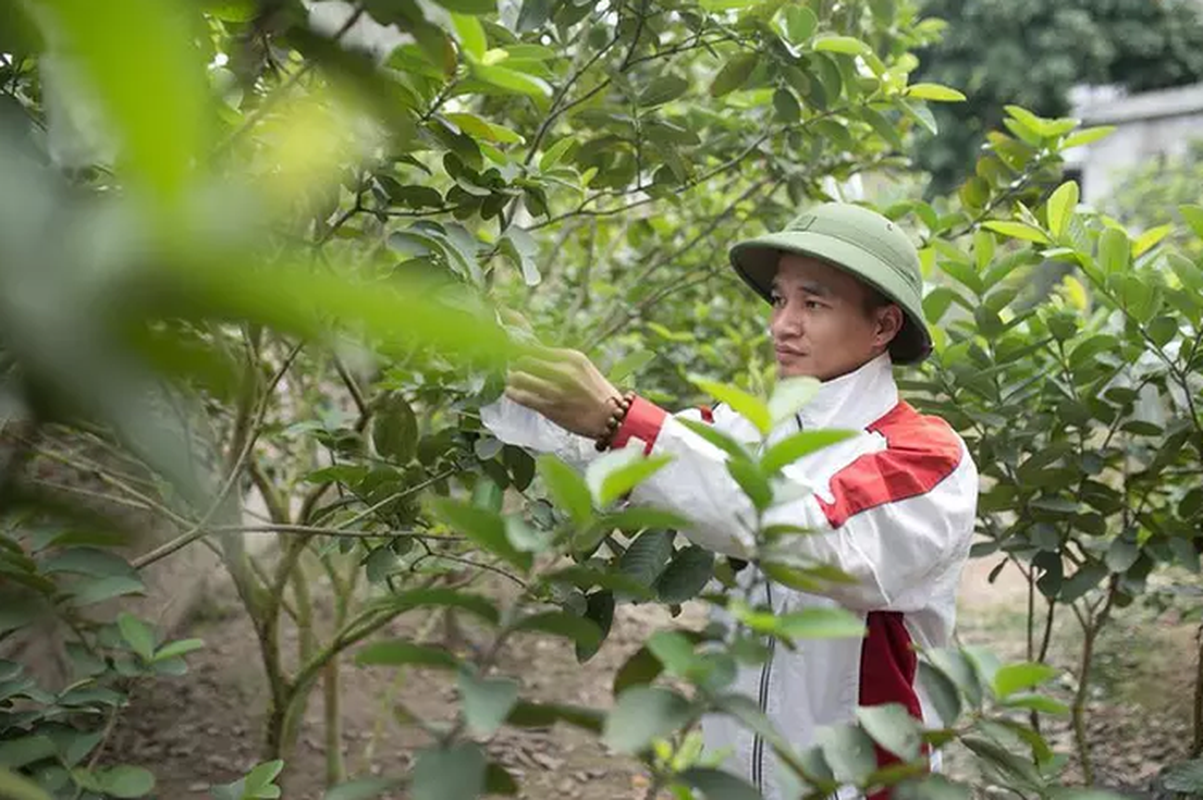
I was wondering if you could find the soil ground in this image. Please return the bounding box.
[103,555,1198,799]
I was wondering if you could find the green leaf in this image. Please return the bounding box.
[646,630,700,677]
[678,767,762,800]
[244,761,285,793]
[773,88,800,123]
[151,635,203,659]
[602,687,693,753]
[0,736,56,769]
[709,53,758,97]
[991,662,1057,699]
[543,566,653,600]
[927,647,983,707]
[1060,561,1108,603]
[676,419,753,461]
[1098,228,1130,274]
[614,646,664,695]
[774,607,865,640]
[515,611,602,651]
[608,350,656,383]
[99,766,155,798]
[639,75,689,107]
[917,660,962,726]
[322,778,401,800]
[1180,205,1203,239]
[506,700,604,733]
[601,507,693,533]
[856,704,922,761]
[430,498,531,571]
[905,83,965,102]
[472,63,550,97]
[71,576,145,606]
[458,669,519,737]
[372,393,418,463]
[982,221,1049,244]
[861,106,905,151]
[783,6,817,42]
[484,763,518,796]
[999,693,1069,715]
[41,547,136,579]
[36,0,206,203]
[536,455,592,526]
[576,590,615,662]
[411,744,486,800]
[117,613,156,661]
[598,454,672,507]
[0,767,53,800]
[1147,315,1179,348]
[431,0,495,13]
[727,458,771,510]
[356,641,459,670]
[538,137,575,171]
[813,35,870,55]
[760,430,855,474]
[899,98,938,136]
[767,376,819,424]
[515,0,552,31]
[1060,126,1115,149]
[619,530,674,589]
[1046,181,1078,238]
[816,725,878,783]
[899,775,970,800]
[1160,760,1203,793]
[451,13,486,59]
[1105,538,1140,574]
[1169,253,1203,293]
[656,546,715,604]
[1133,224,1172,257]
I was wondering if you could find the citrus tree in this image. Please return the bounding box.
[0,0,1186,798]
[894,106,1203,783]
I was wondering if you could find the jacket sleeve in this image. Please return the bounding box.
[481,395,978,611]
[621,402,979,612]
[478,395,599,472]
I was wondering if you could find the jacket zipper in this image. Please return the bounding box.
[752,581,775,792]
[752,414,802,792]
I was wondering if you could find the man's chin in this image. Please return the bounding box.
[777,357,820,379]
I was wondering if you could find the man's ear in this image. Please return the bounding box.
[874,304,904,346]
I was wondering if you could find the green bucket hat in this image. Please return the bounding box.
[728,202,932,364]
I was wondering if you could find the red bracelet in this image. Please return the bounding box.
[595,391,637,451]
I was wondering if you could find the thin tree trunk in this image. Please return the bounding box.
[1072,618,1098,785]
[1192,621,1203,758]
[324,658,346,787]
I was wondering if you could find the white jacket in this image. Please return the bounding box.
[480,353,979,799]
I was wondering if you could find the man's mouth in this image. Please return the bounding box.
[774,345,808,358]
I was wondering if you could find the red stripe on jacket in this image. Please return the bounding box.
[861,611,923,800]
[816,401,963,528]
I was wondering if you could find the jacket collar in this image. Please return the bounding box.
[796,352,898,432]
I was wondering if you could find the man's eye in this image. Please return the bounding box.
[770,294,784,307]
[805,300,823,309]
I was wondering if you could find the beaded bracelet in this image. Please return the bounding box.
[594,391,637,451]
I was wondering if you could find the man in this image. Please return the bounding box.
[481,203,979,799]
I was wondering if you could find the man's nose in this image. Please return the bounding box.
[770,305,802,338]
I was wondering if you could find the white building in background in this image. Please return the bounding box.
[1064,82,1203,208]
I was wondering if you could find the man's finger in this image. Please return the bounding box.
[507,369,561,400]
[513,356,574,385]
[505,385,540,410]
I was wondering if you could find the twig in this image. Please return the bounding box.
[213,522,466,542]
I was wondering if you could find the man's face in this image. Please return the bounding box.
[769,253,903,381]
